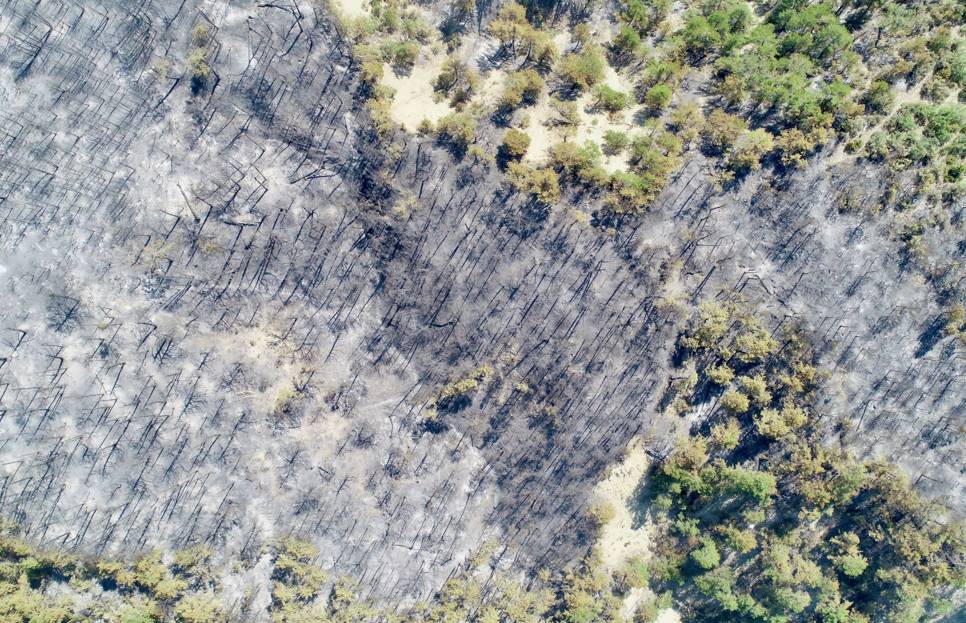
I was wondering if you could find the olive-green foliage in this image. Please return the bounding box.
[738,374,771,406]
[435,111,477,151]
[670,100,705,147]
[610,25,641,62]
[682,301,731,350]
[706,363,734,386]
[647,301,966,623]
[270,538,328,609]
[602,130,630,155]
[726,128,775,174]
[644,84,672,114]
[488,1,530,52]
[709,1,852,136]
[943,304,966,344]
[620,0,670,36]
[499,69,544,109]
[691,537,720,570]
[595,85,630,113]
[701,109,748,156]
[734,317,779,363]
[381,40,418,68]
[0,528,227,623]
[559,45,606,91]
[501,128,531,160]
[433,56,480,107]
[776,126,827,169]
[507,161,562,205]
[365,89,396,139]
[720,389,749,414]
[173,594,223,623]
[186,48,210,94]
[606,130,682,213]
[550,141,607,185]
[863,80,895,114]
[710,417,741,451]
[869,102,964,191]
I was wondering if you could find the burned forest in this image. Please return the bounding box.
[0,0,963,621]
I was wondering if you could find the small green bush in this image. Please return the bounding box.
[595,85,630,113]
[559,46,606,91]
[644,84,673,113]
[501,129,531,160]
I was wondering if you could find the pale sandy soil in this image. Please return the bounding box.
[381,30,500,130]
[383,53,454,131]
[655,608,683,623]
[331,0,369,20]
[522,94,559,163]
[370,6,655,177]
[526,64,639,172]
[554,30,573,54]
[595,437,681,623]
[594,437,654,571]
[665,4,685,32]
[478,68,509,108]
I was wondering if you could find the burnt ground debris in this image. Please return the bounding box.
[0,0,962,606]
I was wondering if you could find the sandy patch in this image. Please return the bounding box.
[620,587,650,620]
[525,65,639,172]
[331,0,369,20]
[381,31,500,131]
[596,438,682,623]
[573,96,636,173]
[594,437,653,571]
[829,79,928,168]
[621,588,682,623]
[383,54,453,131]
[665,8,685,33]
[478,68,509,108]
[554,30,573,54]
[521,95,559,162]
[655,608,682,623]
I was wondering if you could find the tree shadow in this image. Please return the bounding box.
[915,313,947,358]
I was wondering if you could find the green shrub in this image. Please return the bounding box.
[550,141,604,182]
[595,85,630,113]
[776,127,826,169]
[487,1,529,51]
[382,40,418,68]
[734,320,778,363]
[720,390,749,414]
[863,80,895,114]
[720,465,776,503]
[501,129,531,160]
[186,48,210,94]
[644,84,673,113]
[507,162,561,204]
[738,374,771,406]
[702,109,748,155]
[707,363,734,386]
[436,112,477,150]
[499,69,544,109]
[711,418,741,450]
[434,56,479,106]
[610,26,641,61]
[602,130,629,155]
[691,538,721,570]
[559,46,606,91]
[727,129,774,173]
[174,594,223,623]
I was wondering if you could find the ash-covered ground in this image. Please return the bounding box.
[0,0,961,606]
